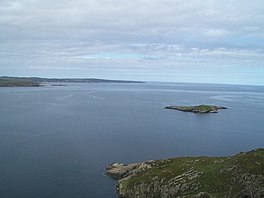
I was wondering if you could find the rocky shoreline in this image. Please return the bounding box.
[105,149,264,198]
[165,105,228,113]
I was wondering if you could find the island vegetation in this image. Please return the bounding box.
[0,76,144,87]
[165,105,228,113]
[106,148,264,198]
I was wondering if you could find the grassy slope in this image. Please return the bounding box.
[119,149,264,197]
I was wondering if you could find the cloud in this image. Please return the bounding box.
[0,0,264,84]
[205,29,229,37]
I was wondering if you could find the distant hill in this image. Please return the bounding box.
[0,76,144,87]
[0,77,40,87]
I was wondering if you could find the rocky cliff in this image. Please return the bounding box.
[106,149,264,198]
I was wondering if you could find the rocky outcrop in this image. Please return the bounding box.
[105,162,151,179]
[165,105,228,113]
[106,149,264,198]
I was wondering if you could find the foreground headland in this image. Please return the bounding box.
[106,149,264,198]
[0,76,144,87]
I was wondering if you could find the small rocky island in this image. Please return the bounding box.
[165,105,228,113]
[106,149,264,198]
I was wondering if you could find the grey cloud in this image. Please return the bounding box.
[1,0,264,43]
[1,0,264,84]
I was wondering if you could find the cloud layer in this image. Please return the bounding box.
[1,0,264,84]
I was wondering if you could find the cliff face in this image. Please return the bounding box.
[106,149,264,198]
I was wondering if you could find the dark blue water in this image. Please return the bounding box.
[0,82,263,198]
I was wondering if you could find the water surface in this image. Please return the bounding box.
[0,82,263,198]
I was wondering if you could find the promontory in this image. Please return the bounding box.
[105,148,264,198]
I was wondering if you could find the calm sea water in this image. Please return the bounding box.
[0,82,264,198]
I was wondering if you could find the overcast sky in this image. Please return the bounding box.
[1,0,264,85]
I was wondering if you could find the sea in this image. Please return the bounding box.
[0,82,263,198]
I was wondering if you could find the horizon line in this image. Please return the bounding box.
[1,76,264,87]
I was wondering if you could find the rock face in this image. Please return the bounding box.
[105,162,151,179]
[165,105,228,113]
[105,149,264,198]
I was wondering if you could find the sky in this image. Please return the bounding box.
[0,0,264,85]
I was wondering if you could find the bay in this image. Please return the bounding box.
[0,82,263,198]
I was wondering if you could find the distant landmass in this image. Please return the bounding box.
[0,76,144,87]
[165,105,228,113]
[106,148,264,198]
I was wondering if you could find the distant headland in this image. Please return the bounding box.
[0,76,144,87]
[165,105,228,113]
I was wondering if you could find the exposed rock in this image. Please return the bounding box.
[105,162,152,180]
[106,163,141,179]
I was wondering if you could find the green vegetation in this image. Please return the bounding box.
[107,149,264,198]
